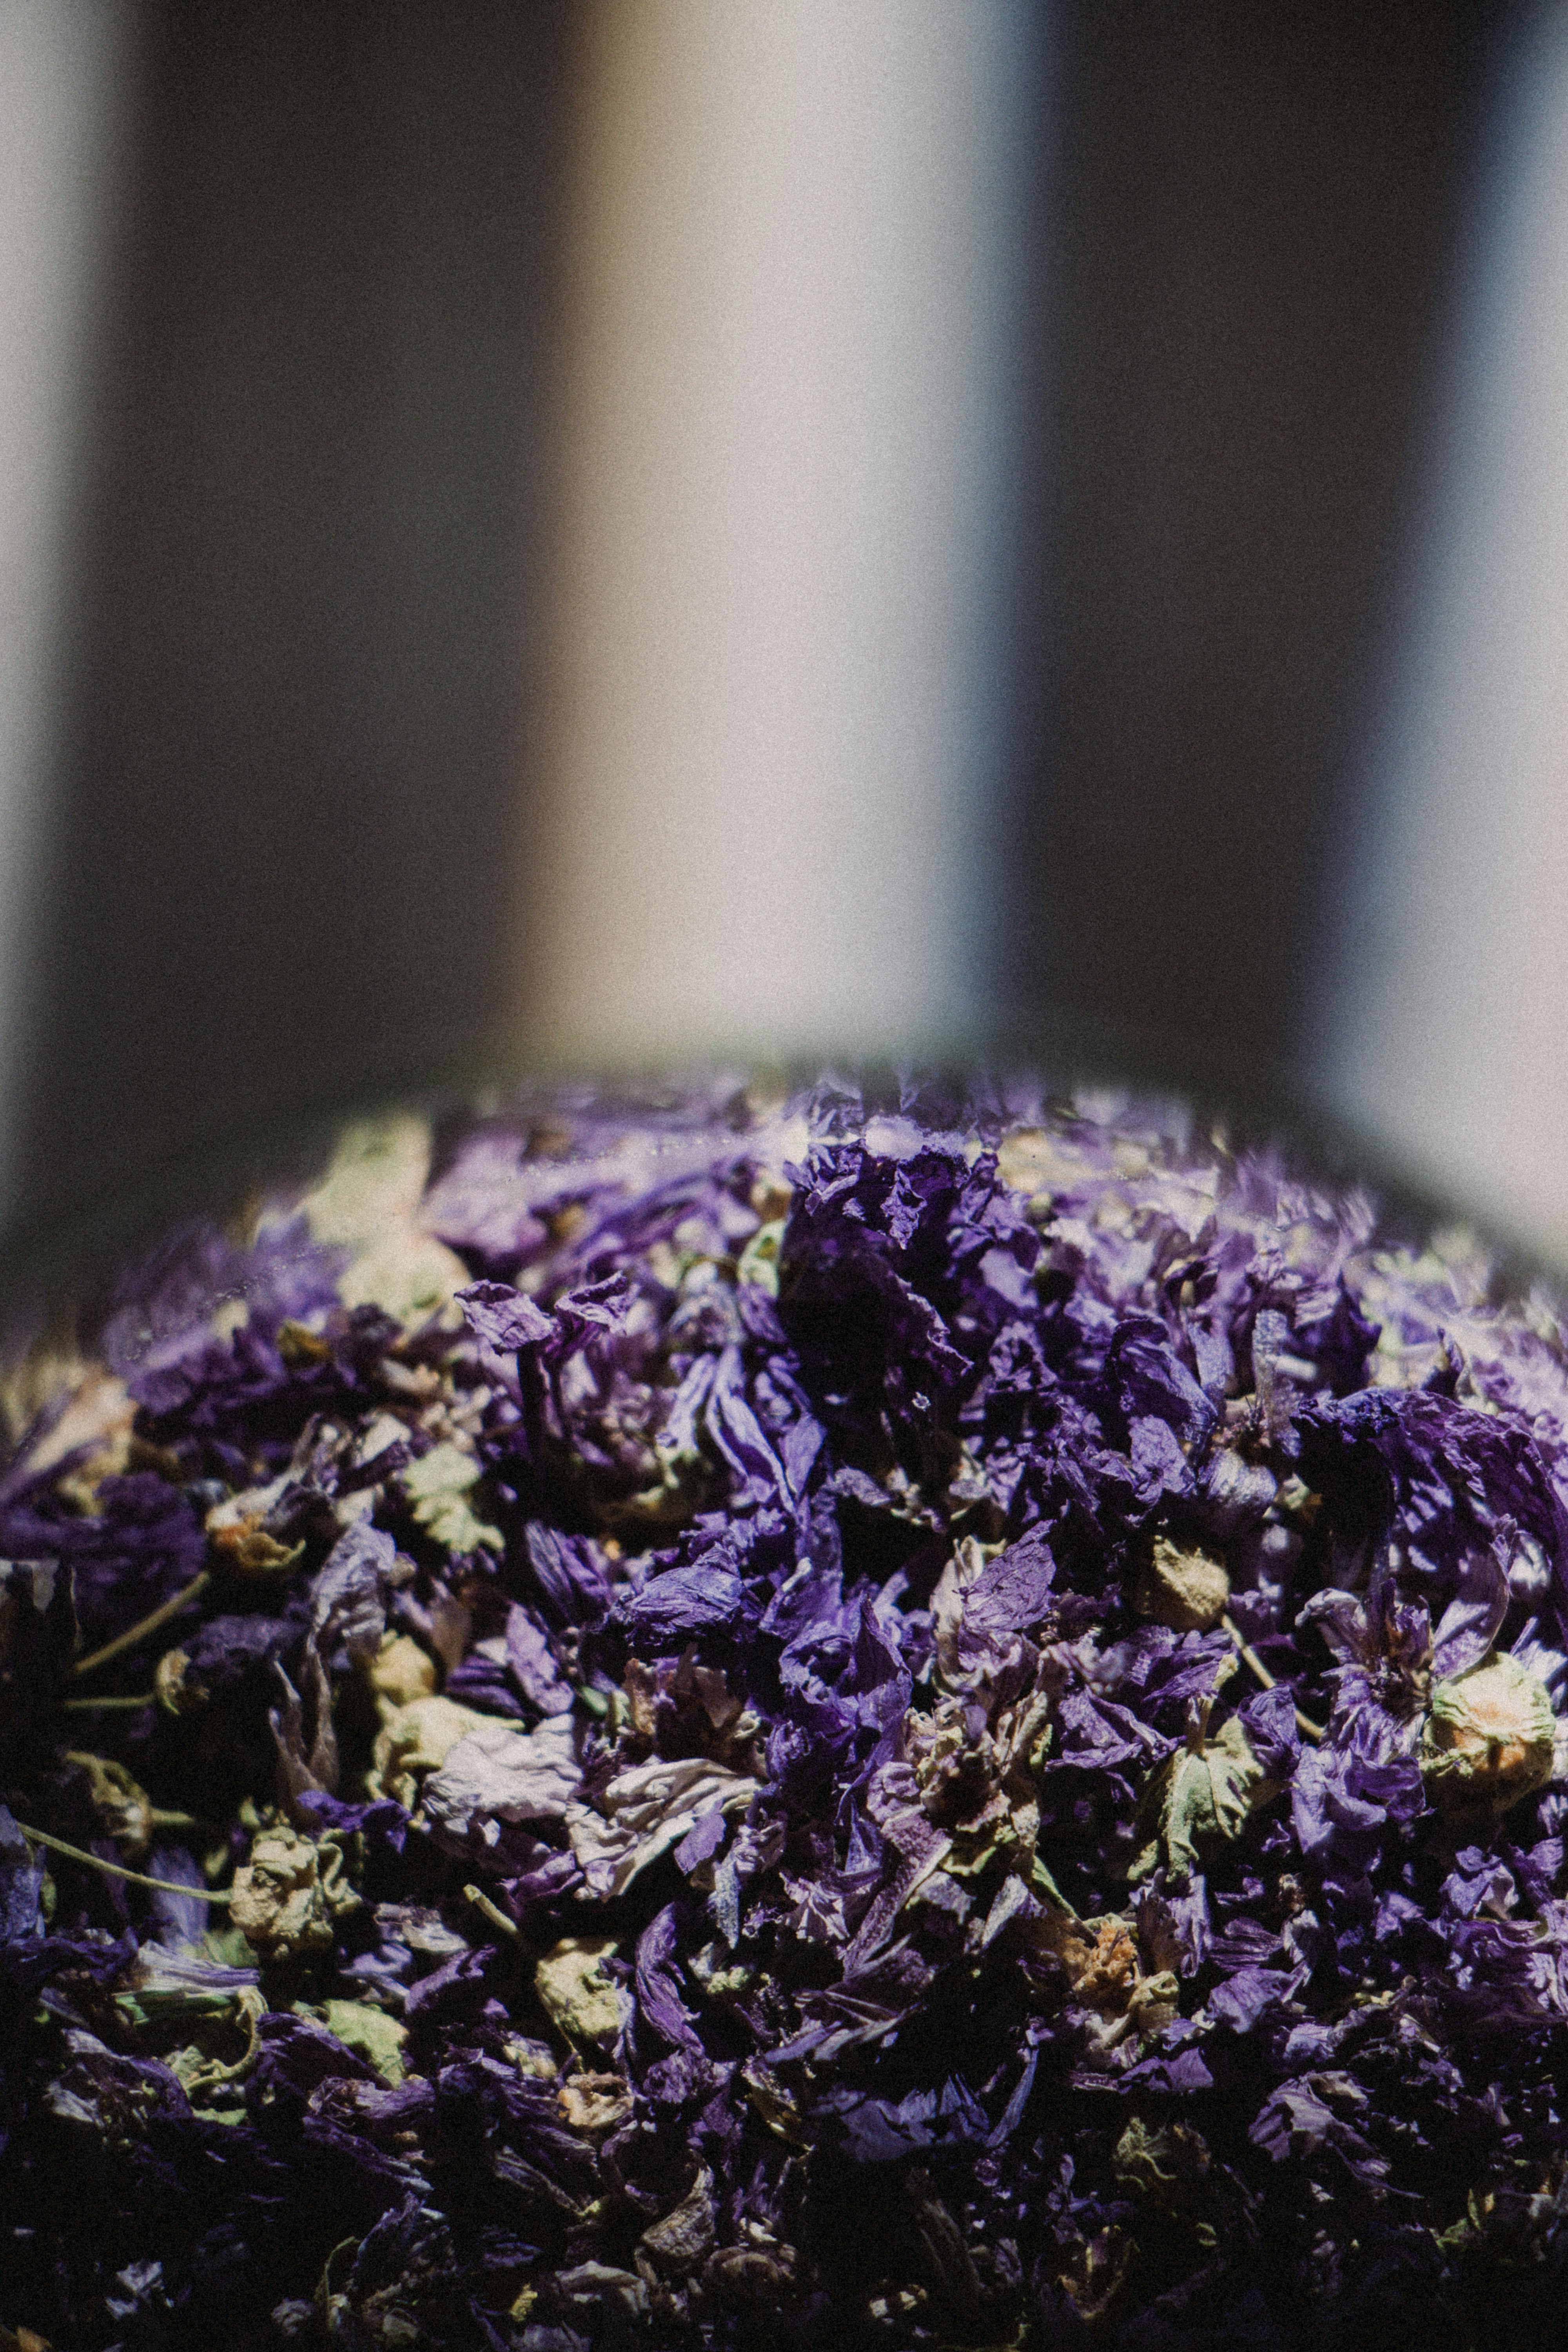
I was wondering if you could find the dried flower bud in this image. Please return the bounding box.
[367,1693,489,1808]
[365,1632,438,1713]
[1127,1969,1181,2038]
[534,1935,625,2045]
[1419,1650,1556,1824]
[398,1443,502,1558]
[1129,1709,1272,1883]
[639,2165,716,2279]
[154,1647,195,1714]
[1114,2116,1210,2203]
[558,2072,633,2132]
[230,1822,359,1965]
[1132,1535,1231,1633]
[320,1998,408,2085]
[63,1751,153,1858]
[205,1480,305,1577]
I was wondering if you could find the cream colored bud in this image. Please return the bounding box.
[1133,1535,1230,1633]
[558,2073,634,2133]
[230,1822,357,1963]
[366,1631,439,1712]
[534,1936,626,2045]
[366,1692,487,1807]
[1420,1650,1556,1824]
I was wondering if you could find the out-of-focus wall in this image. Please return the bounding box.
[520,0,1042,1071]
[0,0,128,1220]
[1018,0,1488,1109]
[8,2,576,1243]
[1315,3,1568,1261]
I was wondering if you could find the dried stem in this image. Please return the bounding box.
[71,1570,212,1679]
[464,1884,520,1941]
[1223,1612,1325,1745]
[12,1820,232,1903]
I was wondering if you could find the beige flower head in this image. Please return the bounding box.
[1419,1650,1556,1826]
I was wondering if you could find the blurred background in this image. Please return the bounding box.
[4,0,1567,1265]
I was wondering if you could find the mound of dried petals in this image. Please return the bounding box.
[5,1077,1568,2349]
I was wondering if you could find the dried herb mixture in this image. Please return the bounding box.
[5,1077,1568,2349]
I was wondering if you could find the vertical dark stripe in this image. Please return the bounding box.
[1011,0,1508,1106]
[15,0,577,1230]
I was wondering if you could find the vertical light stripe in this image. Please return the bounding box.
[0,0,126,1215]
[1313,7,1568,1256]
[523,0,1037,1071]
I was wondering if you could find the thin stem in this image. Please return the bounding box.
[464,1884,520,1941]
[59,1693,158,1711]
[147,1809,203,1832]
[1223,1612,1325,1745]
[12,1820,232,1903]
[71,1570,212,1679]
